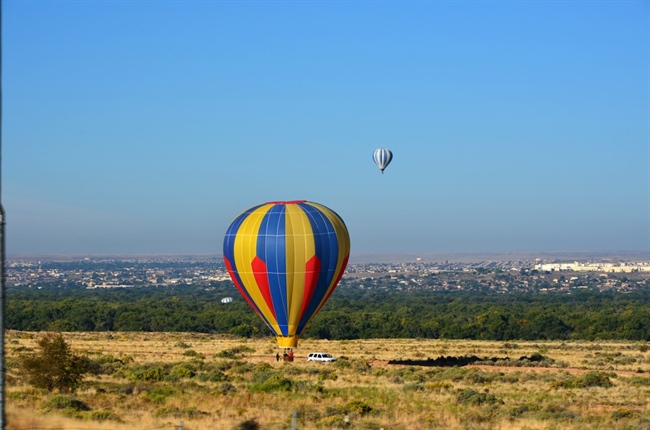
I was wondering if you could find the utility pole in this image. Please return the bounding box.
[0,0,6,427]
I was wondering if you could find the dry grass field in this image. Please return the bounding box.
[4,330,650,429]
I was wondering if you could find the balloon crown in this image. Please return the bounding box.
[265,200,307,205]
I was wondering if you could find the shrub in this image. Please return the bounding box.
[42,395,90,412]
[627,376,650,386]
[552,371,613,389]
[610,408,639,421]
[19,333,90,393]
[456,389,503,406]
[250,373,294,392]
[182,349,204,359]
[147,386,179,404]
[89,354,124,375]
[170,362,197,379]
[154,406,208,419]
[219,382,237,395]
[534,403,577,421]
[128,365,168,382]
[233,418,260,430]
[344,400,373,416]
[197,370,228,383]
[84,409,123,422]
[403,383,425,392]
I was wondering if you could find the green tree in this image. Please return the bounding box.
[19,333,89,393]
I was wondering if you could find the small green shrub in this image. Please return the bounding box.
[170,362,197,379]
[552,371,613,389]
[627,376,650,386]
[147,386,179,404]
[533,403,578,421]
[197,371,228,382]
[456,389,503,406]
[403,383,425,392]
[344,400,373,416]
[83,409,123,422]
[610,408,639,421]
[219,382,237,395]
[42,395,90,412]
[182,349,204,359]
[250,373,294,393]
[154,406,208,419]
[128,365,168,382]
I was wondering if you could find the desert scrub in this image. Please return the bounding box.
[196,370,228,382]
[41,395,91,412]
[144,385,180,404]
[215,345,256,359]
[456,389,503,406]
[626,375,650,386]
[154,406,209,419]
[88,354,125,375]
[182,349,205,359]
[551,371,614,389]
[169,362,198,380]
[125,364,169,382]
[83,409,123,422]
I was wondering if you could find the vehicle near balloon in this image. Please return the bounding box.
[373,148,393,174]
[307,352,337,362]
[223,200,350,349]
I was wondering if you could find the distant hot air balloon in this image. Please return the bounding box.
[223,200,350,348]
[373,148,393,174]
[221,297,234,304]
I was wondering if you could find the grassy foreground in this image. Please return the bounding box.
[5,330,650,429]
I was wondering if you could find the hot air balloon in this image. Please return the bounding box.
[373,148,393,174]
[223,200,350,349]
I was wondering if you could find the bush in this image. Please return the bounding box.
[42,395,90,412]
[611,408,640,421]
[170,362,197,379]
[552,371,613,389]
[197,371,228,382]
[219,382,237,395]
[456,389,503,406]
[232,418,260,430]
[128,365,168,382]
[19,333,89,393]
[250,373,294,393]
[627,376,650,386]
[344,400,373,416]
[84,409,123,422]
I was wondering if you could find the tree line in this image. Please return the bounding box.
[6,283,650,341]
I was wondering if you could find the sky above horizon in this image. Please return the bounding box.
[3,1,649,256]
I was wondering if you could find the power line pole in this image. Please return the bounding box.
[0,0,6,427]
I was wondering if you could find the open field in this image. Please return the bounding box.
[5,331,650,429]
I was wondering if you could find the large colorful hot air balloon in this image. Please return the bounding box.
[373,148,393,174]
[223,200,350,348]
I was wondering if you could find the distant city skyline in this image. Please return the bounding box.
[4,1,649,255]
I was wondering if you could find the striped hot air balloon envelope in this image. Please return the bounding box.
[373,148,393,174]
[223,200,350,348]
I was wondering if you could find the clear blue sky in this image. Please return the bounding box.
[4,1,649,256]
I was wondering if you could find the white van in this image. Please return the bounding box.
[307,352,337,362]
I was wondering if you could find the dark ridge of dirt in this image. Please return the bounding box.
[386,354,547,367]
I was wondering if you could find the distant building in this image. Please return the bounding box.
[535,261,650,273]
